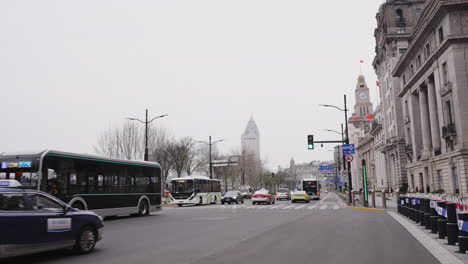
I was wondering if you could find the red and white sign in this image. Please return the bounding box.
[345,154,354,163]
[342,170,348,177]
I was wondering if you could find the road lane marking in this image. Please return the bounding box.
[387,211,463,264]
[308,204,318,209]
[282,205,295,209]
[270,205,285,209]
[294,205,306,209]
[333,205,340,210]
[320,205,328,210]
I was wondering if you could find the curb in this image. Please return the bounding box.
[346,206,385,211]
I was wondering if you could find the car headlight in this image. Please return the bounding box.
[97,215,104,222]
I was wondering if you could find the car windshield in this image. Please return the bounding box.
[277,189,288,193]
[293,191,307,195]
[225,191,238,196]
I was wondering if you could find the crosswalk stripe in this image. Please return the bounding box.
[282,205,295,209]
[270,205,284,209]
[320,205,328,210]
[333,205,340,210]
[246,206,257,209]
[308,204,318,209]
[294,205,306,209]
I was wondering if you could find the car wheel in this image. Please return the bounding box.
[235,201,238,204]
[241,200,244,204]
[221,202,225,205]
[177,204,183,207]
[252,202,256,205]
[73,226,97,254]
[292,200,295,203]
[272,199,275,204]
[138,200,149,216]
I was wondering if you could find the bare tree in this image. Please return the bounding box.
[94,121,143,160]
[170,137,194,177]
[185,140,203,176]
[148,125,174,186]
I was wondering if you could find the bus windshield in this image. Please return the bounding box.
[0,160,40,189]
[171,180,194,193]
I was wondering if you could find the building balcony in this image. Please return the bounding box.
[442,123,456,138]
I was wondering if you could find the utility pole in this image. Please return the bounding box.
[197,136,224,179]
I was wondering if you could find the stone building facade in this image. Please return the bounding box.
[349,75,374,191]
[393,0,468,195]
[373,0,427,191]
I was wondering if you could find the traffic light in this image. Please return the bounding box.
[307,135,314,150]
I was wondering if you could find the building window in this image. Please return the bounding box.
[399,48,407,56]
[410,64,415,76]
[403,75,406,86]
[452,167,459,194]
[442,62,448,84]
[416,8,421,18]
[436,170,442,190]
[438,26,444,44]
[445,100,453,124]
[417,55,422,68]
[360,84,364,88]
[425,43,431,58]
[396,9,404,22]
[397,27,405,33]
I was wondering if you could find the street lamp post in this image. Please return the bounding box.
[126,109,168,161]
[320,95,353,204]
[197,136,224,179]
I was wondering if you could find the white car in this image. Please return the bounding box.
[252,189,275,205]
[276,188,291,200]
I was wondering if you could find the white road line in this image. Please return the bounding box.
[308,204,318,209]
[387,211,463,264]
[333,204,340,210]
[282,205,295,209]
[270,205,285,209]
[320,205,328,210]
[294,205,306,209]
[246,206,257,209]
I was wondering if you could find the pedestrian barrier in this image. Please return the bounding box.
[398,193,468,255]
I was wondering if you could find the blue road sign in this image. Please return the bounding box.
[343,144,355,154]
[320,165,333,171]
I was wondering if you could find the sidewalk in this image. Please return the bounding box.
[337,191,398,210]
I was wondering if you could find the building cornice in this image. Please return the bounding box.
[393,1,468,78]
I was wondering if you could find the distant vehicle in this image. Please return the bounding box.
[291,191,310,203]
[239,187,252,199]
[221,191,244,204]
[252,189,275,205]
[302,178,320,200]
[276,188,291,200]
[0,150,162,217]
[169,175,221,207]
[0,181,104,258]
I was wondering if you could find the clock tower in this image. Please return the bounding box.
[350,75,373,132]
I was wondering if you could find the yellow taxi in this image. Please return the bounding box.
[291,191,310,203]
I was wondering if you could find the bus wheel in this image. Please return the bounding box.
[138,200,149,216]
[72,202,85,210]
[199,197,203,205]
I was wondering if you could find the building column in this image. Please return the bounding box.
[419,87,432,157]
[427,79,441,152]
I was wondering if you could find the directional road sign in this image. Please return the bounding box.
[319,165,333,171]
[342,144,355,155]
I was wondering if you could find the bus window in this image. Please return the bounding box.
[0,172,5,179]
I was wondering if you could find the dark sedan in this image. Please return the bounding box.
[221,191,244,204]
[0,180,104,259]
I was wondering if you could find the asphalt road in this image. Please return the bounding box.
[7,192,439,264]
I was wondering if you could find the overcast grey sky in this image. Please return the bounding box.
[0,0,384,169]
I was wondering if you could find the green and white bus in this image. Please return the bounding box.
[169,175,221,207]
[0,150,162,217]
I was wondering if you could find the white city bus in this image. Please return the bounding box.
[169,175,221,207]
[303,178,321,200]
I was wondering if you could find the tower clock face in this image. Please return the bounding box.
[359,92,368,100]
